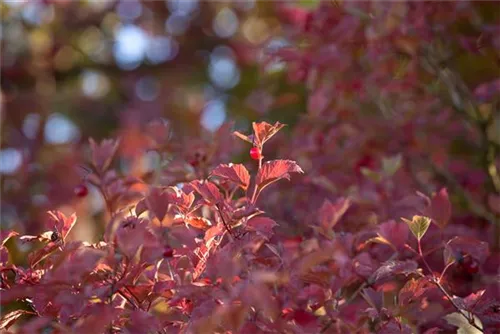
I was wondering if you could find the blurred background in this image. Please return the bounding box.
[1,0,500,249]
[1,0,310,240]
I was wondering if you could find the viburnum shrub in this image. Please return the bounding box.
[1,120,499,333]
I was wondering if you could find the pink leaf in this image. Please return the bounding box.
[88,138,120,173]
[47,211,77,240]
[255,159,304,194]
[145,187,169,221]
[211,163,251,190]
[427,188,452,229]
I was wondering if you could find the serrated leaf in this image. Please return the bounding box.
[210,163,250,190]
[255,160,304,194]
[252,121,286,147]
[318,198,350,230]
[402,215,431,241]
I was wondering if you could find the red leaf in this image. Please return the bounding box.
[210,163,251,190]
[146,118,171,147]
[145,187,169,221]
[189,180,224,205]
[398,278,435,306]
[378,220,409,251]
[255,159,304,194]
[246,217,278,236]
[88,138,120,173]
[0,310,33,330]
[428,188,452,229]
[251,121,286,147]
[318,198,350,230]
[373,260,419,282]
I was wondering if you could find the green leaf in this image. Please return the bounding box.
[296,0,320,9]
[382,154,402,177]
[401,216,431,241]
[360,167,382,183]
[444,312,483,334]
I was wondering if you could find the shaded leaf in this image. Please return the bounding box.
[145,187,169,222]
[378,220,409,251]
[246,217,278,236]
[211,163,250,190]
[1,231,19,246]
[401,215,431,241]
[428,188,452,229]
[190,180,224,205]
[446,236,489,263]
[318,198,350,230]
[373,260,419,282]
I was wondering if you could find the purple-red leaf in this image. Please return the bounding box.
[145,187,169,221]
[373,260,419,282]
[47,211,77,241]
[318,198,350,230]
[446,236,489,263]
[88,138,120,173]
[246,216,278,236]
[378,220,409,251]
[428,188,452,229]
[190,180,224,205]
[211,163,251,190]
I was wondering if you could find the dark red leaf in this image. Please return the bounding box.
[318,198,350,230]
[428,188,452,229]
[378,220,409,251]
[210,163,251,190]
[446,236,489,263]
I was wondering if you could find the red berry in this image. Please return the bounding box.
[74,184,88,197]
[163,246,174,258]
[250,147,261,160]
